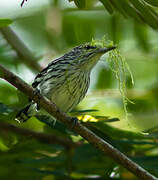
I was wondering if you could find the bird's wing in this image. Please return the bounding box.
[32,68,48,88]
[32,57,63,88]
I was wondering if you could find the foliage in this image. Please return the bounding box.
[0,19,13,27]
[71,0,158,30]
[0,0,158,179]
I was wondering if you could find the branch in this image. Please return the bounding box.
[0,64,157,180]
[0,27,42,73]
[21,0,28,7]
[0,121,76,149]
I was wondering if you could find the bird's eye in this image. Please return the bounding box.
[85,45,96,50]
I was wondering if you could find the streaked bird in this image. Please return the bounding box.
[16,43,115,122]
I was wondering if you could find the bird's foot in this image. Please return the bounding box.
[71,117,78,128]
[33,89,41,111]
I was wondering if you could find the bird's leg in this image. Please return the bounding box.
[33,88,42,111]
[71,117,78,128]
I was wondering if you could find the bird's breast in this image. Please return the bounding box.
[49,71,90,112]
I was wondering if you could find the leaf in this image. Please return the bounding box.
[0,19,13,27]
[119,0,144,23]
[99,0,114,14]
[94,116,119,122]
[132,156,158,175]
[31,168,67,176]
[0,84,18,105]
[143,0,158,7]
[108,0,127,17]
[0,139,65,179]
[99,0,158,29]
[36,115,70,138]
[86,122,152,140]
[71,109,99,115]
[129,0,158,29]
[0,102,16,121]
[0,102,13,114]
[74,0,86,9]
[117,139,158,146]
[0,138,9,152]
[72,144,116,176]
[0,102,15,121]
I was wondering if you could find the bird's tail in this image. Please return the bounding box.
[15,103,32,122]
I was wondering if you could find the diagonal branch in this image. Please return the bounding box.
[0,121,77,149]
[0,27,42,73]
[21,0,28,7]
[0,64,157,180]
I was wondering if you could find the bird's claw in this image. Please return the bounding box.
[33,89,41,111]
[71,117,78,128]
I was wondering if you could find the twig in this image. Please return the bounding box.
[0,27,42,73]
[0,64,157,180]
[0,121,76,149]
[21,0,28,7]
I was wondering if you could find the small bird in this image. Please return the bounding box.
[16,43,115,122]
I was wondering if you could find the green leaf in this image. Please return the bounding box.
[99,0,114,14]
[0,102,13,114]
[100,0,158,29]
[73,144,116,176]
[0,19,13,27]
[74,0,86,9]
[108,0,128,17]
[71,109,99,115]
[129,0,158,29]
[87,122,152,140]
[143,0,158,7]
[132,156,158,175]
[94,116,119,122]
[119,0,144,23]
[0,84,18,105]
[36,115,70,138]
[0,140,9,152]
[146,4,158,19]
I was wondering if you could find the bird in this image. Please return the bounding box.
[16,43,115,123]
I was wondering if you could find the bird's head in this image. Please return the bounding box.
[69,43,116,71]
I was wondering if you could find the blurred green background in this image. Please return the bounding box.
[1,0,158,179]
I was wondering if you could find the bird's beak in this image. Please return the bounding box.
[97,46,116,54]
